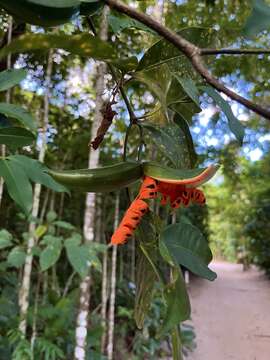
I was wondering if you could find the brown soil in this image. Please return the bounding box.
[187,262,270,360]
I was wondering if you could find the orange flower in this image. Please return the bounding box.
[110,176,206,245]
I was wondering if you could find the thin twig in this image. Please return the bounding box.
[87,16,137,123]
[105,0,270,120]
[201,48,270,55]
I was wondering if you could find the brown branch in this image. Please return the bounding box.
[201,48,270,55]
[104,0,270,120]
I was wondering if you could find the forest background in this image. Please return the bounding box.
[0,0,270,359]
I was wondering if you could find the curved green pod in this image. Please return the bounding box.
[0,0,80,27]
[48,161,143,193]
[143,162,219,188]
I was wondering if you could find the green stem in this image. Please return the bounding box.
[171,326,183,360]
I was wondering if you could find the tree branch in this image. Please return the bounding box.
[201,48,270,55]
[104,0,270,120]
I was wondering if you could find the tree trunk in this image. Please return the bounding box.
[74,7,109,360]
[18,52,53,335]
[100,247,108,353]
[107,194,119,360]
[0,17,13,207]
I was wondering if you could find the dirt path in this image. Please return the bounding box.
[187,262,270,360]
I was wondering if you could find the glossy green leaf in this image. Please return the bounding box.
[0,229,13,249]
[7,246,26,268]
[161,221,217,281]
[243,0,270,37]
[0,127,35,148]
[173,75,200,108]
[201,86,245,145]
[173,113,197,168]
[0,159,32,214]
[0,33,137,72]
[40,236,62,271]
[159,267,191,336]
[134,248,156,329]
[142,123,184,168]
[167,77,201,121]
[133,64,172,109]
[109,13,155,34]
[137,27,216,71]
[0,103,36,131]
[9,155,67,192]
[0,69,27,92]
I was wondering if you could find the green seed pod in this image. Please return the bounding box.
[48,161,143,193]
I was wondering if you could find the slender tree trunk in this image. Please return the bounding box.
[100,247,108,353]
[107,194,119,360]
[18,52,53,335]
[74,7,109,360]
[30,273,41,351]
[0,17,13,207]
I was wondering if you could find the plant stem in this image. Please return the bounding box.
[171,326,183,360]
[201,48,270,55]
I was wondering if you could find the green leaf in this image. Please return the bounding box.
[167,77,201,121]
[136,213,166,284]
[53,220,75,230]
[65,235,89,277]
[134,248,156,329]
[0,159,32,214]
[0,69,27,92]
[161,221,217,281]
[89,242,107,253]
[201,86,245,145]
[159,267,191,336]
[0,33,137,72]
[0,127,35,148]
[133,64,172,109]
[142,123,185,168]
[206,89,243,136]
[137,27,216,71]
[173,113,197,168]
[0,103,36,132]
[8,155,67,192]
[109,13,155,34]
[243,0,270,37]
[46,211,57,223]
[173,75,200,108]
[0,229,13,249]
[34,225,47,239]
[7,246,26,268]
[40,237,62,271]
